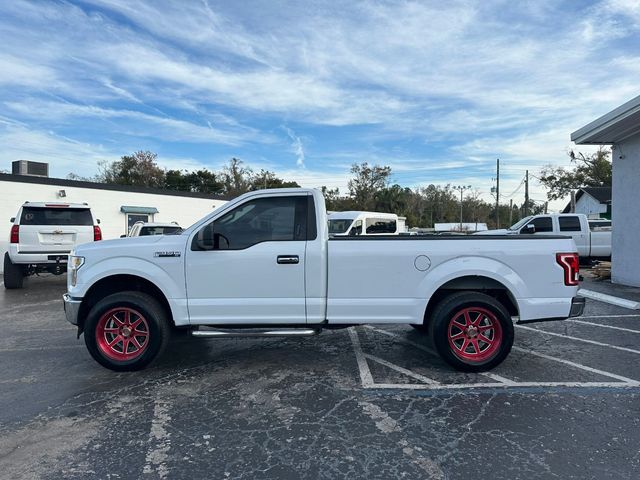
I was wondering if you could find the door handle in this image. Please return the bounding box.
[277,255,299,264]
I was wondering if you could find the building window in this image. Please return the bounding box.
[127,214,151,233]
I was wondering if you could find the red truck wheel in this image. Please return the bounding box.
[429,292,514,372]
[84,292,169,371]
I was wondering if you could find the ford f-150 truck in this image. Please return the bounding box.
[63,188,584,372]
[475,213,611,260]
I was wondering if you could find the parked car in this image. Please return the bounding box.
[124,222,182,238]
[63,188,583,373]
[4,202,101,289]
[475,213,611,260]
[328,211,405,236]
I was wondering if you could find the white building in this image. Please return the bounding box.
[571,94,640,286]
[0,170,227,271]
[562,187,611,219]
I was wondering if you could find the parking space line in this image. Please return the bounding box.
[366,381,637,390]
[482,373,518,385]
[568,319,640,334]
[517,325,640,355]
[348,327,374,387]
[512,346,640,385]
[579,289,640,309]
[363,353,440,385]
[580,314,640,319]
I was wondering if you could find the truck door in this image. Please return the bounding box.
[558,215,588,256]
[185,194,309,325]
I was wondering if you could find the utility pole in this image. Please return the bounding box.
[495,159,500,228]
[509,199,513,225]
[524,170,529,217]
[453,185,471,232]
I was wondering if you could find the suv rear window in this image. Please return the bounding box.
[20,207,93,226]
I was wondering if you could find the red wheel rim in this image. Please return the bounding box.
[96,307,150,361]
[447,307,503,363]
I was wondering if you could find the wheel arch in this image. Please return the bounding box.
[77,274,174,334]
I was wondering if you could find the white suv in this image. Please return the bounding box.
[4,202,101,289]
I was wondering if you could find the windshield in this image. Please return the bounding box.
[508,216,533,231]
[328,219,353,234]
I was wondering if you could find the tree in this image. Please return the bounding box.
[250,169,300,190]
[221,158,253,197]
[539,148,612,201]
[165,169,224,194]
[98,150,165,188]
[347,162,392,210]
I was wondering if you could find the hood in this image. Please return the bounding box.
[73,233,185,258]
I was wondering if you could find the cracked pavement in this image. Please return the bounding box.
[1,275,639,479]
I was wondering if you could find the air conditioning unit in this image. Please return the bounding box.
[12,160,49,177]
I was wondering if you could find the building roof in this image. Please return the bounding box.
[571,94,640,144]
[562,187,612,213]
[0,172,229,201]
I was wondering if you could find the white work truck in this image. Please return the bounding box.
[63,188,584,372]
[476,213,611,260]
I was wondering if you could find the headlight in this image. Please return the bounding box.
[68,255,85,287]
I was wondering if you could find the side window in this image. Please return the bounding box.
[559,216,581,232]
[365,218,396,234]
[527,217,553,233]
[193,196,307,251]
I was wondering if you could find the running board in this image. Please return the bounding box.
[191,328,321,338]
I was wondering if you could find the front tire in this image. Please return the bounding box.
[429,292,514,372]
[84,292,170,371]
[3,253,24,289]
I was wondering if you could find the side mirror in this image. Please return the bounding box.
[120,234,126,238]
[10,217,15,223]
[521,224,536,234]
[96,219,101,224]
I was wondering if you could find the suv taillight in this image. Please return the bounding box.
[10,225,19,243]
[556,252,580,286]
[93,225,102,241]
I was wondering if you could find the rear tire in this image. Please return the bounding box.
[3,253,24,289]
[429,291,514,372]
[84,291,170,371]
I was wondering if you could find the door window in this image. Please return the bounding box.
[193,196,308,250]
[349,220,363,236]
[525,217,553,233]
[559,216,581,232]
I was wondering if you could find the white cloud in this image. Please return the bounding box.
[282,126,305,167]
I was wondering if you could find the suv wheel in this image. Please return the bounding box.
[84,292,170,371]
[3,253,24,289]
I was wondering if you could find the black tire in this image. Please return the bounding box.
[84,291,170,371]
[428,291,514,372]
[3,253,24,289]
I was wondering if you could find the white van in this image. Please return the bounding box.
[328,211,405,236]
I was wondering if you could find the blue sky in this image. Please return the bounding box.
[1,0,639,209]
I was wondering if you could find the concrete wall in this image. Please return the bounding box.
[0,179,227,272]
[612,135,640,286]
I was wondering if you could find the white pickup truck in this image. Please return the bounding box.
[475,213,611,260]
[63,188,584,372]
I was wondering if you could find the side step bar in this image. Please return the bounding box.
[191,328,321,338]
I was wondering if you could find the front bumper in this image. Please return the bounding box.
[63,293,82,325]
[569,296,586,317]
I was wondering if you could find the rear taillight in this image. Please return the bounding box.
[93,225,102,241]
[556,252,580,286]
[10,225,19,243]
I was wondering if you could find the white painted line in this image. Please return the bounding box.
[581,314,640,319]
[579,288,640,310]
[517,325,640,355]
[348,328,374,387]
[365,326,514,384]
[482,373,518,385]
[568,319,640,334]
[143,399,172,479]
[512,346,640,385]
[363,353,440,385]
[366,381,638,390]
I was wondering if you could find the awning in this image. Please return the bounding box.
[120,206,159,214]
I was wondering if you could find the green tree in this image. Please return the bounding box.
[221,158,253,197]
[250,169,300,190]
[539,148,612,201]
[347,162,392,210]
[98,150,165,188]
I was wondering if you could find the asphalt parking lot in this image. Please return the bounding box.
[1,275,639,479]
